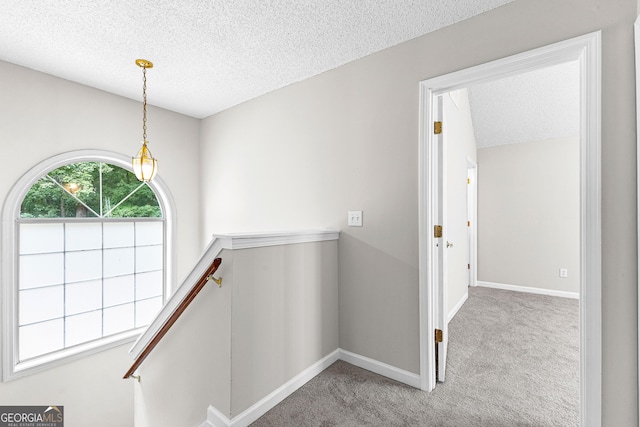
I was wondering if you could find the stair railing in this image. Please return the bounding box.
[123,257,223,379]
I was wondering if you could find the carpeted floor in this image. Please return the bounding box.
[251,286,579,426]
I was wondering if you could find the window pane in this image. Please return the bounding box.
[20,253,64,289]
[136,245,163,273]
[19,319,64,360]
[104,247,134,277]
[20,223,64,254]
[103,222,134,248]
[65,280,102,316]
[104,275,134,307]
[65,311,102,347]
[136,297,162,328]
[106,181,161,218]
[136,271,163,300]
[65,223,102,251]
[19,286,64,325]
[46,162,101,217]
[20,177,86,218]
[65,250,102,283]
[136,222,163,245]
[103,303,134,336]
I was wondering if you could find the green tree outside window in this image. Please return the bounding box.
[20,162,161,218]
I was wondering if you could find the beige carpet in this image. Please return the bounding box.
[252,286,579,426]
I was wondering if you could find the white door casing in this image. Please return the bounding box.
[634,15,640,426]
[418,31,601,427]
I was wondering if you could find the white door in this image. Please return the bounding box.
[434,95,448,382]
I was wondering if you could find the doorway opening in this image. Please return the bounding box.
[418,31,601,426]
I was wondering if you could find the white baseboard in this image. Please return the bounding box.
[202,405,227,427]
[199,279,575,427]
[337,348,421,389]
[203,348,421,426]
[477,281,579,299]
[448,292,468,323]
[206,349,340,427]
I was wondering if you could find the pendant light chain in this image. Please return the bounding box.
[132,58,157,182]
[142,66,147,142]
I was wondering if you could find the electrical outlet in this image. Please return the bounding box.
[348,210,363,227]
[559,268,568,278]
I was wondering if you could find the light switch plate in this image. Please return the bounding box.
[348,210,363,227]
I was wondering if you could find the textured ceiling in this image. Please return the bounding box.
[468,61,580,148]
[1,0,514,119]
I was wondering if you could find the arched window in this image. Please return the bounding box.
[2,151,175,380]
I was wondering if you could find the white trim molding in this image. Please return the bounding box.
[212,229,340,250]
[635,15,640,425]
[205,350,340,427]
[203,348,420,427]
[337,349,421,389]
[477,281,579,300]
[419,31,601,426]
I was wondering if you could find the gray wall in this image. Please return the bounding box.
[477,137,580,294]
[230,241,339,416]
[199,0,638,424]
[0,60,202,427]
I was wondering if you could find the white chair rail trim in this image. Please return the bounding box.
[211,229,341,249]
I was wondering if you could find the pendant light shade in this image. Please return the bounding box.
[132,59,158,182]
[133,141,158,182]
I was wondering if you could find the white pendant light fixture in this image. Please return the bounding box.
[132,59,158,182]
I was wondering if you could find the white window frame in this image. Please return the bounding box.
[2,150,176,381]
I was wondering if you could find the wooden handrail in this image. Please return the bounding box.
[123,257,222,379]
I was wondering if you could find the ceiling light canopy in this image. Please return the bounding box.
[132,59,158,182]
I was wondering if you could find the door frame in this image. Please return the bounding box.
[635,15,640,424]
[418,31,601,427]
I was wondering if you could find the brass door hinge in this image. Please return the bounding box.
[435,329,443,343]
[434,121,443,135]
[434,225,442,238]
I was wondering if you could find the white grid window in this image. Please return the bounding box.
[17,221,163,361]
[3,157,170,379]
